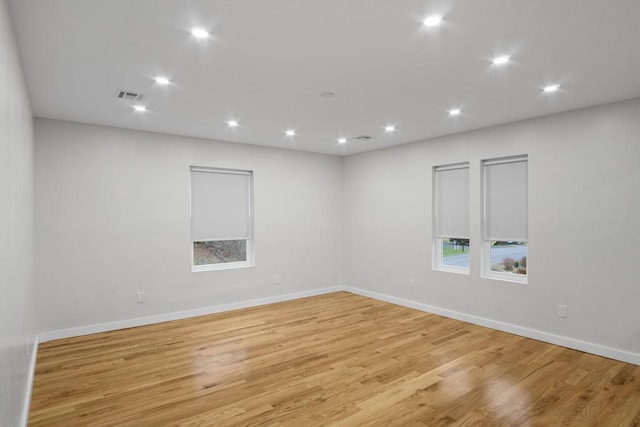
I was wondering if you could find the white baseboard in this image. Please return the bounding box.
[36,284,640,366]
[20,333,39,427]
[39,286,343,343]
[344,286,640,366]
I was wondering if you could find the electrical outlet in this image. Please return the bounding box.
[409,278,415,289]
[137,292,145,303]
[273,275,281,285]
[557,304,568,318]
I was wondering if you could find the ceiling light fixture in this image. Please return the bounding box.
[133,105,147,112]
[191,28,209,39]
[492,55,510,65]
[154,77,170,85]
[338,138,347,144]
[449,108,461,116]
[423,15,443,27]
[285,129,296,136]
[384,125,395,132]
[543,84,560,93]
[227,120,239,127]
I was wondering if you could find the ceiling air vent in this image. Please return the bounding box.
[355,135,373,140]
[116,90,145,102]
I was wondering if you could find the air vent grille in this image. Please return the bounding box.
[355,135,373,140]
[116,90,145,102]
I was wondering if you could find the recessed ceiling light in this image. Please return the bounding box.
[227,120,239,127]
[191,28,209,39]
[492,55,510,65]
[154,77,170,85]
[543,84,560,93]
[285,129,296,136]
[338,138,347,144]
[384,125,395,132]
[449,108,461,116]
[133,105,147,112]
[423,15,443,27]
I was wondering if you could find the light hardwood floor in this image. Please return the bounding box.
[30,292,640,426]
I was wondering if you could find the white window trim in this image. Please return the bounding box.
[481,155,528,283]
[432,162,470,275]
[190,166,255,272]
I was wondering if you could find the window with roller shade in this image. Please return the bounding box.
[433,163,470,273]
[482,155,528,282]
[190,167,254,271]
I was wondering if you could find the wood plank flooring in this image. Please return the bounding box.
[30,292,640,426]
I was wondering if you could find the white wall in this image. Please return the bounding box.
[34,100,640,364]
[0,0,36,425]
[34,119,343,332]
[344,98,640,360]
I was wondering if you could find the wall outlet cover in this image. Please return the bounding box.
[557,304,568,318]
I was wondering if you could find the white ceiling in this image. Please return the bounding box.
[8,0,640,156]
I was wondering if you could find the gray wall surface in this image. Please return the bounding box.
[34,119,344,332]
[0,0,36,424]
[344,98,640,356]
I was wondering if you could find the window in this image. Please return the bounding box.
[434,163,470,273]
[482,155,528,282]
[190,167,254,271]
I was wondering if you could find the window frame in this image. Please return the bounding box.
[189,166,255,272]
[481,155,528,284]
[433,162,471,275]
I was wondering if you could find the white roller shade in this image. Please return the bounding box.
[435,164,469,238]
[190,167,252,242]
[484,157,528,241]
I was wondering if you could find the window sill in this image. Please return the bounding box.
[434,265,470,275]
[481,271,528,284]
[192,262,254,272]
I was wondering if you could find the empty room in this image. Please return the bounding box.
[2,0,640,425]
